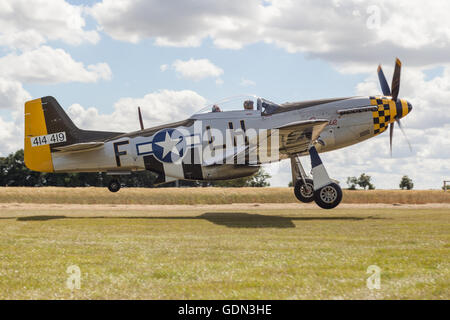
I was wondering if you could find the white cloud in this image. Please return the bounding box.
[90,0,259,47]
[171,58,224,82]
[0,77,30,155]
[155,36,203,48]
[0,0,99,51]
[240,78,256,87]
[0,1,110,98]
[68,89,206,132]
[160,64,168,72]
[0,30,46,52]
[0,46,112,84]
[90,0,450,68]
[0,115,23,156]
[0,77,32,110]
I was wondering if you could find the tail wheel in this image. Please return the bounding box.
[108,179,121,193]
[294,179,315,203]
[314,183,342,209]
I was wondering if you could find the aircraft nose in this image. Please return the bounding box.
[396,99,412,119]
[407,101,412,114]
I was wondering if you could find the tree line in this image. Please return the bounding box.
[288,173,414,190]
[0,149,270,188]
[346,173,414,190]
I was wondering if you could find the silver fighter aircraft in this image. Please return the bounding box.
[24,59,412,209]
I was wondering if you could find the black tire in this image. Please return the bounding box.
[294,179,315,203]
[108,179,121,193]
[314,183,342,209]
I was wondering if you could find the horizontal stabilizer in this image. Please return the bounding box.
[53,141,104,153]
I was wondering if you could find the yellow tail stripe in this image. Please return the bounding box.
[24,98,54,172]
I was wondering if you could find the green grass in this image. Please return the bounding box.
[0,205,448,299]
[0,187,449,204]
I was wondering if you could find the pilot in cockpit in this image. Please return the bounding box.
[212,104,221,112]
[243,100,254,110]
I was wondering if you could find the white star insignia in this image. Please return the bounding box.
[156,132,181,158]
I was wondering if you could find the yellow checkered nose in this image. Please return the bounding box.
[396,99,412,119]
[370,96,413,135]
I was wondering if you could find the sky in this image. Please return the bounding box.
[0,0,449,189]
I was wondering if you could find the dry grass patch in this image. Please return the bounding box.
[0,187,448,205]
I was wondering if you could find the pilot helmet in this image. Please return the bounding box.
[244,100,254,110]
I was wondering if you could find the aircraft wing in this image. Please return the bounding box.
[53,141,105,153]
[277,119,329,155]
[204,119,329,165]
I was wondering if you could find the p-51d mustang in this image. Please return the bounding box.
[24,59,412,209]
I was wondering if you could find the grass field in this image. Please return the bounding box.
[0,202,448,299]
[0,187,449,204]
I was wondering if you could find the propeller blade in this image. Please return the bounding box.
[138,106,144,130]
[396,119,412,152]
[391,58,402,101]
[389,122,394,156]
[377,65,391,96]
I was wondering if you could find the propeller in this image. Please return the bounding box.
[138,106,144,130]
[396,118,412,152]
[377,58,411,156]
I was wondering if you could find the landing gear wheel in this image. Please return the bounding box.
[314,183,342,209]
[294,179,315,203]
[108,179,121,193]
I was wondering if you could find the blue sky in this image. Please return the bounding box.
[0,0,449,189]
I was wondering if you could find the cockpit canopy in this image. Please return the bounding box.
[193,95,280,115]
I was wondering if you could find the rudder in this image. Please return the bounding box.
[24,98,54,172]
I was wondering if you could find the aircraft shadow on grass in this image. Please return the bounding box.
[12,212,385,229]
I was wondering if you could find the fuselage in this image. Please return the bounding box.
[50,95,412,181]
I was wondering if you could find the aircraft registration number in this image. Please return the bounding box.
[31,132,66,147]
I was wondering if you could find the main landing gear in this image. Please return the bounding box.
[290,147,342,209]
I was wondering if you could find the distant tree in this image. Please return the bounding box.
[346,176,358,190]
[247,168,271,187]
[399,175,414,190]
[358,173,375,190]
[346,173,375,190]
[0,149,41,186]
[288,181,293,187]
[211,168,271,187]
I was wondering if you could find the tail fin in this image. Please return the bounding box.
[24,96,122,172]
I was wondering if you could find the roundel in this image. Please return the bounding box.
[152,128,186,163]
